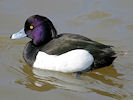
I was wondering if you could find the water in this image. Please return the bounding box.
[0,0,133,100]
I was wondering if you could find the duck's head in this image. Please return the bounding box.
[11,15,57,45]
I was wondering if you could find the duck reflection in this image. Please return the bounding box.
[15,63,127,99]
[15,64,56,92]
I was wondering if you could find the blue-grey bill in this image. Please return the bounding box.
[11,28,27,39]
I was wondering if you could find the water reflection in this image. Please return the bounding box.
[14,63,130,99]
[15,64,56,92]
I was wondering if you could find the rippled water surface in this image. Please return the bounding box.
[0,0,133,100]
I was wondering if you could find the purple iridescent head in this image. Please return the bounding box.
[11,15,57,45]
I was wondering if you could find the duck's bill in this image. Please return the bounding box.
[11,28,27,39]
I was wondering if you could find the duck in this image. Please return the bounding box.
[10,15,124,76]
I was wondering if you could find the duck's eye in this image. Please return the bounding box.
[30,25,34,30]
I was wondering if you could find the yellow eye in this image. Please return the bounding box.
[30,25,34,30]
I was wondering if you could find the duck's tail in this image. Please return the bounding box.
[113,51,128,57]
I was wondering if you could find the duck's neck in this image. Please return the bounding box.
[23,41,40,66]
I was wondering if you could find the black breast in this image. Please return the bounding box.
[23,41,40,66]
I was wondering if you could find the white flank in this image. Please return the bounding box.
[33,49,94,73]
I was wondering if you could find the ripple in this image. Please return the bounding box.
[97,18,123,28]
[126,24,133,31]
[67,10,111,26]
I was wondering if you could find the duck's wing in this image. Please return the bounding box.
[40,33,116,68]
[41,33,114,54]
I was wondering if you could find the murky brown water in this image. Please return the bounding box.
[0,0,133,100]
